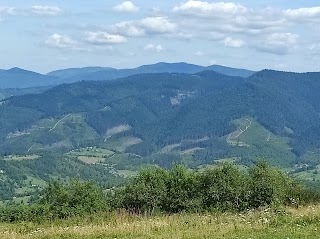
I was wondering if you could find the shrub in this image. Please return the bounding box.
[199,164,250,211]
[114,167,168,213]
[41,179,107,219]
[248,161,298,208]
[162,165,201,213]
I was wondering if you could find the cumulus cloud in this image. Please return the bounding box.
[141,17,177,34]
[223,37,246,48]
[113,1,139,13]
[284,6,320,21]
[173,1,247,18]
[172,1,286,37]
[0,7,15,15]
[112,17,177,36]
[144,44,164,53]
[0,7,15,21]
[86,32,127,45]
[45,34,78,49]
[30,6,62,16]
[112,21,145,37]
[256,33,299,55]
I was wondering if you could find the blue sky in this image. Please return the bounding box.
[0,0,320,73]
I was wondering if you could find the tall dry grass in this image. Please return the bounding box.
[1,205,320,239]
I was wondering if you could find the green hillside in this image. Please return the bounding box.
[1,70,320,200]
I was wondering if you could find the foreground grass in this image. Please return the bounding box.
[1,206,320,239]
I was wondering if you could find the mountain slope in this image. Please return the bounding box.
[1,70,320,159]
[1,69,320,200]
[47,63,256,85]
[1,63,255,89]
[0,68,57,89]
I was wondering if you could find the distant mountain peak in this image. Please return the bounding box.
[7,67,41,75]
[8,67,25,72]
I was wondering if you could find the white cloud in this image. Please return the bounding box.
[172,1,286,38]
[144,44,164,53]
[113,1,139,13]
[284,6,320,21]
[173,1,247,18]
[223,37,246,48]
[0,7,15,21]
[112,21,145,37]
[45,34,78,49]
[256,33,299,55]
[86,32,127,45]
[0,7,15,15]
[141,17,177,34]
[112,17,177,36]
[31,6,62,16]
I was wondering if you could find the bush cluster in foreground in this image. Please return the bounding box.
[0,162,319,223]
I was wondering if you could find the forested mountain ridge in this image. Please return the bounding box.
[47,62,255,85]
[0,63,255,89]
[0,68,58,89]
[1,69,320,201]
[1,69,320,158]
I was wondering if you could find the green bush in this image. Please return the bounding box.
[0,204,50,223]
[162,165,201,213]
[41,179,107,219]
[199,164,250,211]
[1,162,319,223]
[249,161,297,208]
[114,167,168,213]
[116,162,310,213]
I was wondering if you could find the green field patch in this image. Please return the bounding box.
[226,117,296,167]
[104,137,143,152]
[214,157,240,164]
[70,147,115,158]
[159,143,181,153]
[180,147,204,155]
[3,154,39,161]
[78,156,105,164]
[115,170,138,178]
[69,147,116,165]
[292,164,320,181]
[301,151,320,165]
[25,176,47,188]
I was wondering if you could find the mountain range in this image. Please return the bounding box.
[1,63,320,201]
[0,62,255,89]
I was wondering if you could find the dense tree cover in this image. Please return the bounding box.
[0,69,320,194]
[115,162,307,213]
[0,162,318,223]
[0,68,57,89]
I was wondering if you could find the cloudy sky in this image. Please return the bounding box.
[1,0,320,73]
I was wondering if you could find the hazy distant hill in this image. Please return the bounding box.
[47,62,255,85]
[0,63,255,89]
[0,68,58,89]
[47,67,115,79]
[205,65,255,77]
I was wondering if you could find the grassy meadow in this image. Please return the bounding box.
[1,205,320,239]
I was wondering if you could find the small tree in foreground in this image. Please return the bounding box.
[41,179,107,218]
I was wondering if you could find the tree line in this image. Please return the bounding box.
[1,162,319,223]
